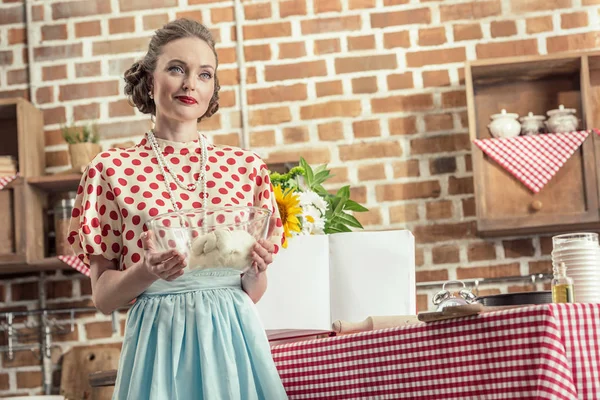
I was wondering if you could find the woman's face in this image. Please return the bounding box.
[151,37,216,123]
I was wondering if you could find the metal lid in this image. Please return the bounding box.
[54,198,76,210]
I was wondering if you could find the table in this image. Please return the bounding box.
[270,304,600,399]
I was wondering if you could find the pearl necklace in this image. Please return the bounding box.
[146,130,208,211]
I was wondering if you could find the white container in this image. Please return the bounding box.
[546,104,579,133]
[519,112,546,136]
[488,109,521,138]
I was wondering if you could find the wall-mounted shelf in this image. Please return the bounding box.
[28,174,82,193]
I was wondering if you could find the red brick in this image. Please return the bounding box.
[218,68,239,86]
[109,99,135,118]
[247,84,307,105]
[8,27,26,44]
[0,5,24,25]
[442,90,467,108]
[301,100,361,120]
[449,176,474,195]
[317,80,344,97]
[526,16,554,34]
[547,32,600,53]
[315,38,341,55]
[109,17,135,34]
[457,262,520,279]
[74,103,100,121]
[32,4,44,21]
[353,120,381,138]
[119,0,177,11]
[432,245,460,264]
[244,44,270,62]
[511,0,572,12]
[42,65,67,81]
[476,39,538,59]
[216,47,236,64]
[36,87,54,104]
[414,221,476,243]
[7,69,27,85]
[278,42,306,59]
[76,61,101,78]
[52,0,111,19]
[283,126,309,144]
[59,81,119,101]
[43,106,67,126]
[383,31,411,49]
[411,133,470,154]
[453,23,483,41]
[376,180,441,201]
[249,106,291,126]
[265,60,326,81]
[349,0,376,8]
[75,21,101,38]
[96,120,153,139]
[93,37,150,56]
[384,0,410,4]
[143,14,169,31]
[468,242,496,261]
[503,239,535,258]
[340,141,402,161]
[315,0,341,12]
[389,204,420,223]
[250,130,276,147]
[371,8,430,28]
[17,370,42,389]
[347,34,375,51]
[406,47,466,68]
[416,269,448,283]
[301,16,361,34]
[219,90,236,108]
[244,2,271,19]
[12,282,38,301]
[372,93,433,113]
[318,121,344,141]
[352,77,378,94]
[327,167,349,184]
[358,163,386,181]
[175,10,203,22]
[392,160,420,178]
[46,280,73,299]
[389,116,417,135]
[355,208,383,226]
[425,113,454,132]
[336,54,397,74]
[430,157,457,175]
[418,27,446,46]
[211,6,233,23]
[426,200,453,220]
[244,22,291,40]
[462,197,476,217]
[34,43,82,62]
[387,72,414,90]
[440,0,501,22]
[490,20,517,38]
[266,148,331,164]
[85,321,113,339]
[529,260,552,274]
[41,24,67,41]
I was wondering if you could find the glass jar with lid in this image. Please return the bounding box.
[53,194,76,256]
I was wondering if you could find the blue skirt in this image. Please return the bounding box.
[112,269,288,400]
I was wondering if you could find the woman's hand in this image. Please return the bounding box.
[141,231,186,281]
[250,238,275,275]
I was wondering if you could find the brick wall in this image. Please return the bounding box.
[1,0,600,395]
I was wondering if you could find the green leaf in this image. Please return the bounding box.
[336,186,350,199]
[313,170,330,185]
[333,196,347,215]
[344,199,369,212]
[299,158,314,187]
[328,223,352,233]
[337,212,364,229]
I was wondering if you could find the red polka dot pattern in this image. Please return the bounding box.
[67,137,284,275]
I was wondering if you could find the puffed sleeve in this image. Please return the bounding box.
[67,162,123,275]
[253,160,285,255]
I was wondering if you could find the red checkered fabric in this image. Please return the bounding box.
[473,130,593,193]
[0,174,19,190]
[58,255,89,276]
[271,304,599,399]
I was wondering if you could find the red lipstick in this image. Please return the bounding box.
[176,96,197,104]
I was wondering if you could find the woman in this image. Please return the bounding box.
[68,19,288,399]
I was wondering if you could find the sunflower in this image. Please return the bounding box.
[273,184,302,248]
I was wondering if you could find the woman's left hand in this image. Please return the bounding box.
[251,239,275,275]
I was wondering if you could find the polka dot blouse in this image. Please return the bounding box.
[67,135,284,274]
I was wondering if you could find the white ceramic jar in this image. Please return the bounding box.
[488,109,521,139]
[519,112,546,136]
[546,104,578,133]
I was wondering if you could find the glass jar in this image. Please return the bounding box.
[551,262,574,303]
[53,196,76,256]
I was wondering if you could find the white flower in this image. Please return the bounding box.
[298,190,328,214]
[300,205,326,235]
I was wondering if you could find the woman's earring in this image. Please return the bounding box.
[148,91,154,100]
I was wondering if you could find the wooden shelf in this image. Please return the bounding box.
[0,256,74,275]
[27,173,82,193]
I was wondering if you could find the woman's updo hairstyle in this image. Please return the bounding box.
[124,18,220,122]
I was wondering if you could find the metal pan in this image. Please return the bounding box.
[476,291,552,306]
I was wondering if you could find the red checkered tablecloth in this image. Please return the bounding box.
[0,174,19,190]
[271,304,600,399]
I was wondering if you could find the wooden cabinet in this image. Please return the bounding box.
[466,53,600,236]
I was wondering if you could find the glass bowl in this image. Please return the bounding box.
[145,206,272,274]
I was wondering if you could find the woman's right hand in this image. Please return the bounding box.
[141,231,186,281]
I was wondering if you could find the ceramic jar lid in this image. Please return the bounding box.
[490,109,518,119]
[519,111,545,122]
[547,104,576,117]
